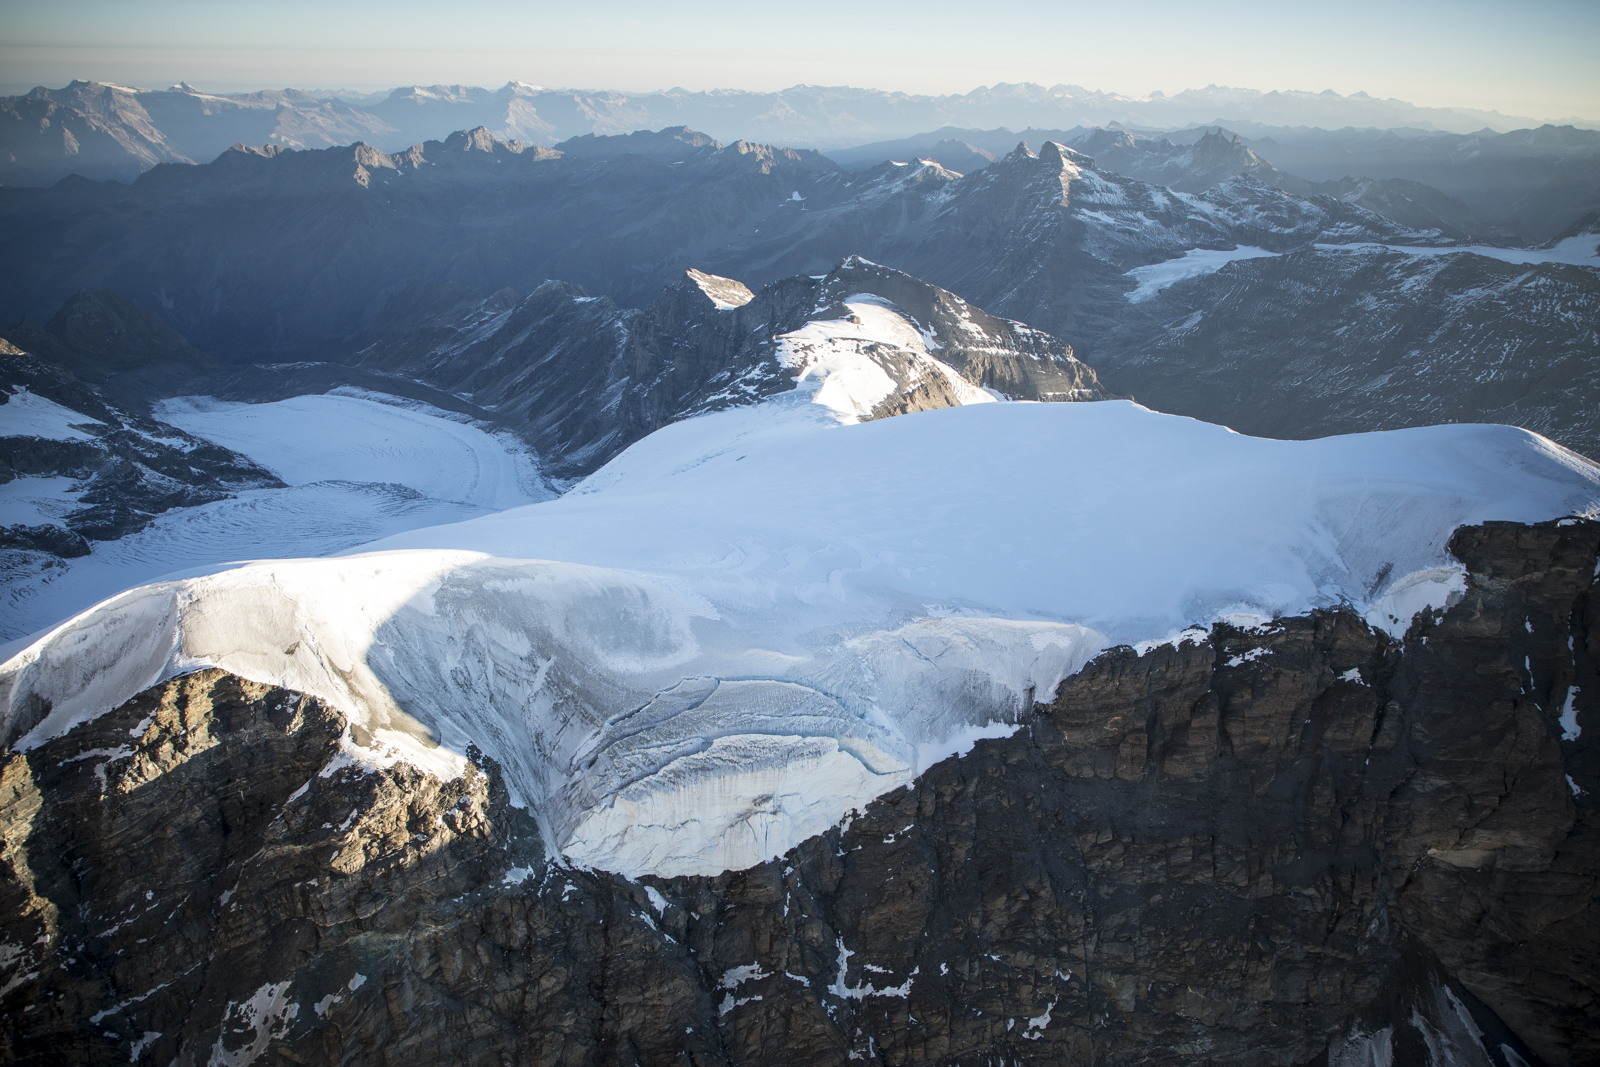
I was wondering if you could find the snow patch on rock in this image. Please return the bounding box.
[0,387,105,441]
[1124,246,1280,302]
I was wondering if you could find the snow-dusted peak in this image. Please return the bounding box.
[798,257,1107,403]
[684,269,753,310]
[773,293,995,423]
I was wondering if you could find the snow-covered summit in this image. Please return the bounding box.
[4,386,1597,879]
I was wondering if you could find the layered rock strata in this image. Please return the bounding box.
[1,518,1594,1065]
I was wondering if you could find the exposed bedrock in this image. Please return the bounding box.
[1,518,1594,1065]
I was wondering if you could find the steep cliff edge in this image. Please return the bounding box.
[1,518,1594,1065]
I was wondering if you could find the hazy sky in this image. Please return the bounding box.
[3,0,1596,121]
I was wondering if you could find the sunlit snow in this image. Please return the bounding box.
[156,391,544,509]
[5,374,1596,879]
[774,295,995,421]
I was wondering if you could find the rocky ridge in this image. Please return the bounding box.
[1,517,1593,1065]
[1063,126,1280,193]
[829,122,1600,244]
[838,125,1487,239]
[3,80,1553,190]
[335,255,1112,482]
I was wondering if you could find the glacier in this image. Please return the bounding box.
[0,390,550,644]
[4,369,1599,879]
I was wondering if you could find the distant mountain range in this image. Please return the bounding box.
[0,125,1450,356]
[3,78,1591,191]
[829,123,1600,243]
[2,81,1599,1067]
[6,120,1595,465]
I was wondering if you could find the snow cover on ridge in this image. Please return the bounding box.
[4,378,1599,880]
[773,294,996,421]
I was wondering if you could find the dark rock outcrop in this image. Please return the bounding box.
[2,518,1594,1065]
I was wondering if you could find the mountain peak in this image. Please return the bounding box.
[442,126,500,153]
[683,269,754,310]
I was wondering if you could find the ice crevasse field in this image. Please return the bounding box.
[4,373,1599,880]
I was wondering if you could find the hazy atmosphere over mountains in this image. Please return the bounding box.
[2,1,1599,1064]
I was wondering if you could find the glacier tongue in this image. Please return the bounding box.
[3,393,1599,879]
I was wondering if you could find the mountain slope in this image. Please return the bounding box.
[4,526,1591,1066]
[3,126,1588,470]
[0,127,845,353]
[830,121,1598,242]
[0,309,283,555]
[717,141,1441,356]
[1091,237,1600,460]
[6,379,1595,877]
[1239,123,1600,243]
[337,256,1112,481]
[2,374,1596,1063]
[0,128,1432,359]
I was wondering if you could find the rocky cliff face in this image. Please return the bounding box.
[1060,127,1280,194]
[2,517,1593,1065]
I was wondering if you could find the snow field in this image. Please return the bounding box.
[1123,233,1600,303]
[5,386,1597,880]
[1123,246,1280,302]
[156,392,545,510]
[1315,235,1600,269]
[0,388,105,441]
[1,392,551,645]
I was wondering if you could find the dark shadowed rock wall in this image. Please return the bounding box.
[2,518,1595,1065]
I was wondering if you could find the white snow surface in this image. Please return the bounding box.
[155,392,543,510]
[4,391,1598,881]
[0,476,85,528]
[1123,234,1600,305]
[1,392,549,646]
[773,295,995,420]
[1317,235,1600,269]
[1123,246,1280,302]
[0,388,105,441]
